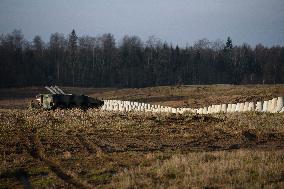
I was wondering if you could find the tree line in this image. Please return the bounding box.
[0,29,283,88]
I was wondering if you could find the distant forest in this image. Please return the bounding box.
[0,29,283,88]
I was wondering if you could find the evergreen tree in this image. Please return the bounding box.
[225,37,233,50]
[68,29,78,86]
[0,30,284,88]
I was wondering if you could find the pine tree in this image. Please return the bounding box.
[69,29,78,86]
[226,37,233,50]
[224,37,235,83]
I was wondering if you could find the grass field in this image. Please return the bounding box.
[0,85,284,188]
[1,84,284,109]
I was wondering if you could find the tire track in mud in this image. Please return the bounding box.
[75,134,105,157]
[28,128,93,189]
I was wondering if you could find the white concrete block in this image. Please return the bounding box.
[275,97,284,112]
[243,102,249,112]
[227,104,232,112]
[235,103,240,112]
[267,100,272,112]
[196,108,201,114]
[263,101,268,112]
[212,105,217,113]
[231,104,236,112]
[207,106,211,114]
[202,107,208,114]
[221,104,227,113]
[216,105,221,113]
[214,105,218,113]
[156,107,160,113]
[255,101,262,112]
[239,103,244,112]
[248,102,255,111]
[271,98,277,112]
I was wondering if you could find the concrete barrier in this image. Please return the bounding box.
[227,104,232,112]
[215,105,221,113]
[243,102,249,112]
[275,97,284,112]
[101,97,283,115]
[262,101,268,112]
[233,104,238,112]
[248,102,255,111]
[255,101,262,112]
[235,103,240,112]
[229,104,235,112]
[271,98,277,113]
[207,106,212,114]
[197,108,203,114]
[221,104,227,112]
[267,100,272,112]
[202,107,208,114]
[239,103,244,112]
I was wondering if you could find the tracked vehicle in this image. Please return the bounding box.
[33,86,104,110]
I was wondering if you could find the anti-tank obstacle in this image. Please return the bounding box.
[100,97,284,114]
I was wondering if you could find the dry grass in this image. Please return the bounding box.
[88,84,284,108]
[1,84,284,109]
[0,84,284,188]
[0,108,284,188]
[112,150,284,189]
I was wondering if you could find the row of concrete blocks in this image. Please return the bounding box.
[194,97,284,114]
[101,100,190,114]
[101,97,284,114]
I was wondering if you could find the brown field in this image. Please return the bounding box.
[1,84,284,109]
[0,85,284,188]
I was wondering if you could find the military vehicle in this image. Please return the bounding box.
[32,86,104,110]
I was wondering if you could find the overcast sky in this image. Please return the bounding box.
[0,0,284,46]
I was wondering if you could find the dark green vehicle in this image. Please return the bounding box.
[33,86,104,110]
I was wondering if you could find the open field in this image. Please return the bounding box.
[1,84,284,109]
[0,85,284,188]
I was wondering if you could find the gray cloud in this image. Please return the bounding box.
[0,0,283,46]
